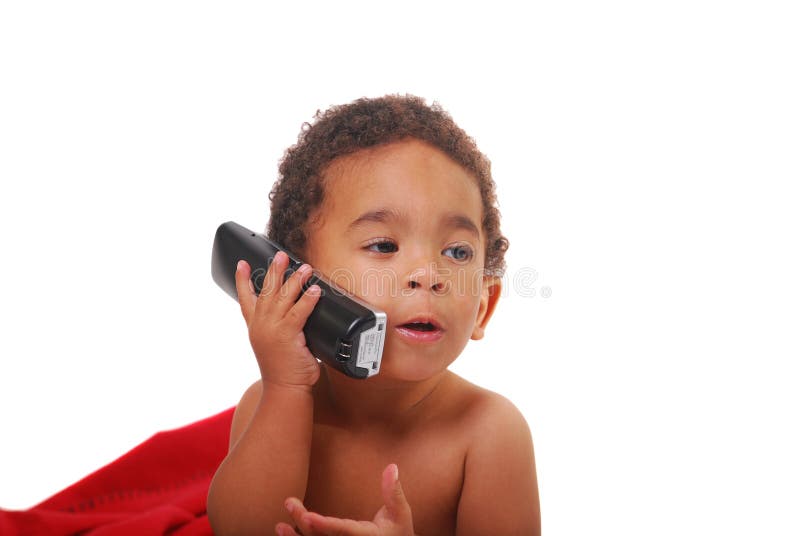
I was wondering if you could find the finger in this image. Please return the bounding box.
[283,284,322,331]
[271,263,314,316]
[285,497,317,535]
[301,512,374,536]
[234,260,257,323]
[260,250,290,301]
[381,464,412,522]
[275,523,301,536]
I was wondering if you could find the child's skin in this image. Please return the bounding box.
[207,139,540,535]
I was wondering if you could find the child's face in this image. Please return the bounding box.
[304,139,501,382]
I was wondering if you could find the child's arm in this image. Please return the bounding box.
[207,254,322,535]
[208,379,314,534]
[456,395,541,536]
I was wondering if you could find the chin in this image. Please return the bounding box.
[376,348,454,383]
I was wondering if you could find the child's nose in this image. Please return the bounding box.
[406,262,445,293]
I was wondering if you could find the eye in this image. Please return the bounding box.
[443,244,474,262]
[365,240,398,254]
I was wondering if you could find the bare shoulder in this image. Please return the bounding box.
[228,379,262,451]
[443,374,531,435]
[446,375,541,536]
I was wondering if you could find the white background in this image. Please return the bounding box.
[1,2,798,534]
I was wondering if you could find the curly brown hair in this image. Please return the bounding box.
[267,94,509,276]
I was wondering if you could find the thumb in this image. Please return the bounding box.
[381,464,411,521]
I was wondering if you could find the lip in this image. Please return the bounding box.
[394,315,445,344]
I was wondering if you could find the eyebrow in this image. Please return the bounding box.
[348,209,481,238]
[443,213,481,238]
[348,209,401,230]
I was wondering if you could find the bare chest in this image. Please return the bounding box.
[303,423,466,534]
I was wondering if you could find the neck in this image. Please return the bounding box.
[313,365,451,431]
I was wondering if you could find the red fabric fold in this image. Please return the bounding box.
[0,407,234,536]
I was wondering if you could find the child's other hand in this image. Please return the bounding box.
[235,253,322,389]
[275,464,415,536]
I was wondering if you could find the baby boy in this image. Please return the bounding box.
[208,94,540,535]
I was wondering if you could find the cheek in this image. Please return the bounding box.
[438,266,485,297]
[325,258,401,303]
[357,267,404,301]
[453,294,483,330]
[327,265,358,295]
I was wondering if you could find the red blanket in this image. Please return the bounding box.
[0,407,234,536]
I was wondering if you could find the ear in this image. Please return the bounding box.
[471,276,502,340]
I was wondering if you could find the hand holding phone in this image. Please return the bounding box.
[212,222,385,379]
[234,252,323,388]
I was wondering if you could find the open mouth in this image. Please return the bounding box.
[401,322,438,332]
[395,318,444,343]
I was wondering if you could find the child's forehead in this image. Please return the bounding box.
[322,139,478,195]
[311,139,484,235]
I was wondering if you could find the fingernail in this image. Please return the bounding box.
[237,260,245,271]
[285,499,294,513]
[307,285,321,296]
[392,464,399,482]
